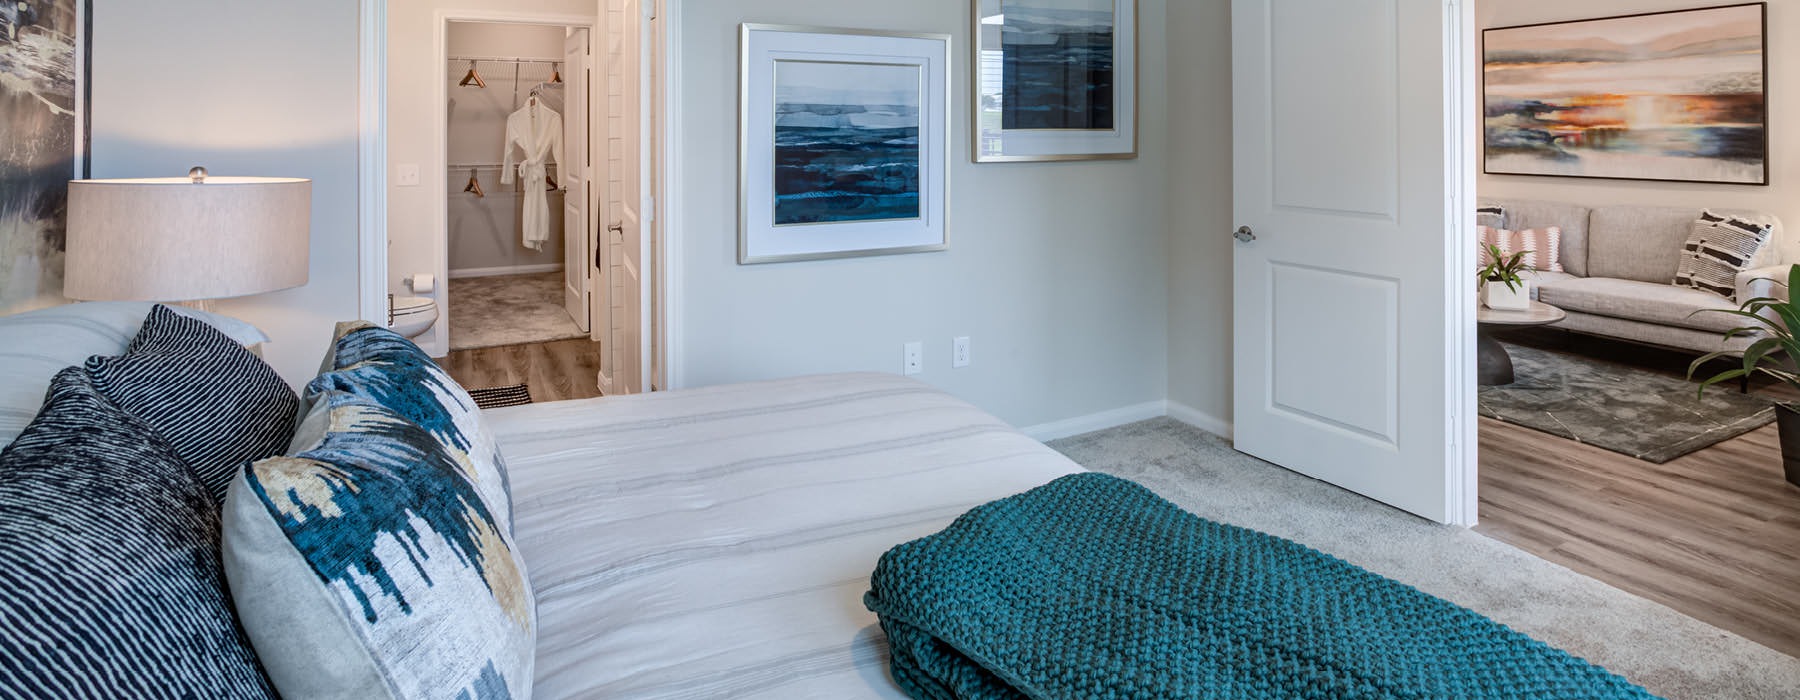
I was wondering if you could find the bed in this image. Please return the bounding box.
[487,372,1084,699]
[1,307,1661,699]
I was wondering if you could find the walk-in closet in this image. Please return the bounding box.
[445,21,591,351]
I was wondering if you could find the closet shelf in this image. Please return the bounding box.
[448,55,564,66]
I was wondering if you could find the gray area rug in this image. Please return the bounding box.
[1480,341,1775,463]
[448,272,587,351]
[1050,419,1800,700]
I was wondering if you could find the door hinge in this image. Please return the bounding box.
[643,196,656,223]
[645,3,657,21]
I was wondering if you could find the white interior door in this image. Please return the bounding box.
[563,28,593,334]
[1232,0,1468,524]
[602,0,646,396]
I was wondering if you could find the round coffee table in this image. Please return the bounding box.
[1477,301,1566,386]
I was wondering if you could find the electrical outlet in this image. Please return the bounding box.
[396,164,422,187]
[904,342,923,376]
[953,337,971,368]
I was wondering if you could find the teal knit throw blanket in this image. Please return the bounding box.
[864,473,1660,700]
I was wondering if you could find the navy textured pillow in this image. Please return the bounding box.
[0,369,275,699]
[85,305,298,502]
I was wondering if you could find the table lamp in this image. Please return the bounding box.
[64,167,312,311]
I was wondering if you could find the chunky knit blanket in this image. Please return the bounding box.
[863,473,1661,700]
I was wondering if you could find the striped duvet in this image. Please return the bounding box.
[484,373,1084,699]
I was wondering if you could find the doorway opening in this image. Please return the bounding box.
[441,21,590,353]
[363,2,663,402]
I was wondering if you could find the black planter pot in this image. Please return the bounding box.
[1776,404,1800,488]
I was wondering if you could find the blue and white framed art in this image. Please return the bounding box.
[739,25,950,264]
[975,0,1137,162]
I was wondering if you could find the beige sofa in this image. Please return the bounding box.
[1482,199,1793,355]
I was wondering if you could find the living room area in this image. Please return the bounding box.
[1471,0,1799,660]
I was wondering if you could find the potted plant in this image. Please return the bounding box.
[1689,264,1800,487]
[1478,244,1534,311]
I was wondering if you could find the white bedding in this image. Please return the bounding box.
[485,373,1085,699]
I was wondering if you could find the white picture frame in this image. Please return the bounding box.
[973,0,1137,162]
[739,25,950,265]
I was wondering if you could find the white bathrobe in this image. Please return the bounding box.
[500,98,564,251]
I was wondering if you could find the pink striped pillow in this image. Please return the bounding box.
[1511,227,1564,274]
[1477,226,1563,274]
[1477,225,1508,268]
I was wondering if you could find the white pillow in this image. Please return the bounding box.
[0,302,270,449]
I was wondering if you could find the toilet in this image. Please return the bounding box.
[389,295,439,339]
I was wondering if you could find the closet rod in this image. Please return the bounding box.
[448,55,563,66]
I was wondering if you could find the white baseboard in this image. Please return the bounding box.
[1167,401,1234,440]
[1021,401,1168,442]
[449,264,564,280]
[1019,400,1235,443]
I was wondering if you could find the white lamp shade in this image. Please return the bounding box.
[64,177,312,302]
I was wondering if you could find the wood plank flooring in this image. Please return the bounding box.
[1476,330,1800,659]
[439,338,605,404]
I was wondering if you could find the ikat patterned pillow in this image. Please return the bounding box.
[310,322,513,529]
[222,389,534,700]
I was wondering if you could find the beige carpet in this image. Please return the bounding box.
[448,272,587,352]
[1050,419,1800,700]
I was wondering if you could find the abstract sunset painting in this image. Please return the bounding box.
[1484,4,1766,185]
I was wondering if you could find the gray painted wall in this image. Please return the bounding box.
[88,0,362,386]
[1165,0,1236,428]
[76,0,1212,434]
[677,0,1172,430]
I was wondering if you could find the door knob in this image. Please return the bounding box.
[1234,226,1256,243]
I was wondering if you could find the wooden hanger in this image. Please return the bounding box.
[459,61,486,88]
[550,62,563,84]
[464,168,484,198]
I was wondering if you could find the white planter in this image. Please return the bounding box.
[1482,280,1532,310]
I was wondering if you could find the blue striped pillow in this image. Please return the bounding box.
[0,369,275,698]
[0,302,268,450]
[85,305,298,503]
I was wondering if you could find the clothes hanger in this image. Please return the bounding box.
[464,168,484,198]
[459,60,486,88]
[550,62,564,84]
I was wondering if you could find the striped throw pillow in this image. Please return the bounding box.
[84,305,298,503]
[1674,211,1775,300]
[0,302,269,450]
[1477,205,1507,230]
[1477,225,1509,268]
[0,369,275,698]
[1512,227,1565,274]
[1479,227,1564,274]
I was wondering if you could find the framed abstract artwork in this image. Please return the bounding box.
[974,0,1136,163]
[1,0,92,313]
[1483,3,1767,185]
[739,25,949,265]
